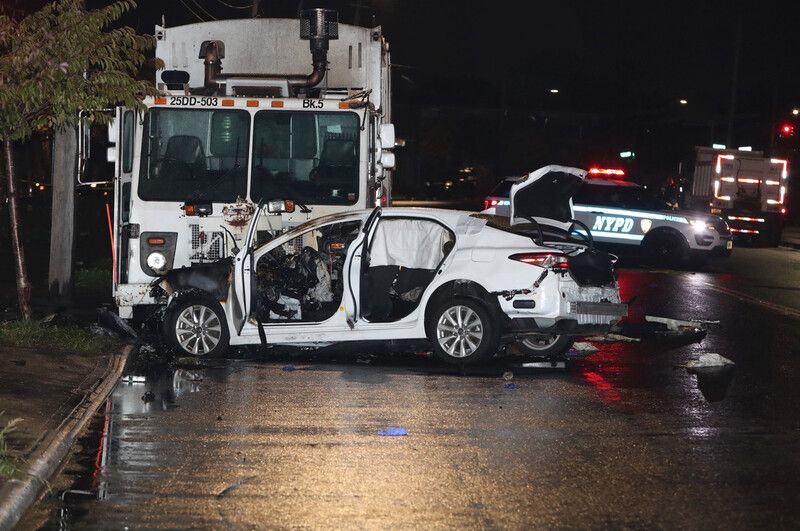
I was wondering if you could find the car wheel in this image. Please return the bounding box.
[427,297,499,365]
[515,334,574,360]
[643,231,688,269]
[165,296,229,357]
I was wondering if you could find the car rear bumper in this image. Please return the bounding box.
[504,315,622,340]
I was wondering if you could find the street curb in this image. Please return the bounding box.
[0,344,132,531]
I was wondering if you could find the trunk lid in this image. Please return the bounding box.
[510,165,587,230]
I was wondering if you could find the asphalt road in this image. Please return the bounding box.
[20,246,800,529]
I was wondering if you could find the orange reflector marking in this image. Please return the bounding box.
[271,100,284,108]
[247,100,259,107]
[147,237,166,245]
[184,204,196,216]
[222,99,235,107]
[338,101,350,109]
[154,97,167,105]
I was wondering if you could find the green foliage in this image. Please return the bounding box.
[0,411,24,480]
[0,0,162,142]
[0,320,123,354]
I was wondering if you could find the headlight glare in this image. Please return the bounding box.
[146,251,167,272]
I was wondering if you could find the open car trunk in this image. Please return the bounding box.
[510,165,616,287]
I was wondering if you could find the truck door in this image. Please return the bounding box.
[114,108,136,289]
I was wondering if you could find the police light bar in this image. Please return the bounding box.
[588,168,625,176]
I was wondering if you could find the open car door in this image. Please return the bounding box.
[509,165,587,230]
[229,205,263,335]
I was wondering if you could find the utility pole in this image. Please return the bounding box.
[726,9,743,146]
[48,127,77,305]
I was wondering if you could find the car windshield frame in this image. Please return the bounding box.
[138,107,250,202]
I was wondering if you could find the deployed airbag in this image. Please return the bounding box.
[370,219,452,269]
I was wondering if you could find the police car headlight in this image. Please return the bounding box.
[690,219,714,232]
[146,251,168,273]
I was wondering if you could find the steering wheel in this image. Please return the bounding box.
[567,219,594,249]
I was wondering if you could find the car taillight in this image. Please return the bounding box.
[484,199,499,210]
[509,252,569,270]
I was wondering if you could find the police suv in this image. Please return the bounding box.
[485,168,732,267]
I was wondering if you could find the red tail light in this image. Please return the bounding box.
[483,199,499,210]
[509,252,569,270]
[781,207,787,215]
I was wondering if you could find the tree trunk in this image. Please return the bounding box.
[48,127,76,305]
[4,140,33,320]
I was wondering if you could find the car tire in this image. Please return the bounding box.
[164,295,229,357]
[427,296,500,365]
[643,231,689,269]
[515,334,574,360]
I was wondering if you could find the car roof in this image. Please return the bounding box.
[295,206,477,227]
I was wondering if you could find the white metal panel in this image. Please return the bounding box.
[155,19,385,110]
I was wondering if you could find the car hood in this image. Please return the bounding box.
[510,165,587,230]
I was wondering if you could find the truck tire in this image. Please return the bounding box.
[164,295,229,357]
[426,296,500,365]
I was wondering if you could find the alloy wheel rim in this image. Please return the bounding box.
[436,305,483,358]
[521,334,559,350]
[175,304,222,356]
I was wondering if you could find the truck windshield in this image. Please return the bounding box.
[138,108,250,202]
[250,111,360,205]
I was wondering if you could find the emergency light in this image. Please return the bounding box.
[588,168,625,176]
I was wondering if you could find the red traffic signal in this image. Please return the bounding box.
[780,123,795,137]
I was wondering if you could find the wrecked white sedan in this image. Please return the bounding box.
[156,166,627,364]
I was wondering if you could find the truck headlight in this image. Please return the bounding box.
[146,251,168,273]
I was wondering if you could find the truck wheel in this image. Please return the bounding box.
[515,334,574,360]
[427,297,499,365]
[165,295,229,357]
[643,231,688,269]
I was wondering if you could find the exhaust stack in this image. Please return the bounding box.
[197,8,338,95]
[298,8,339,88]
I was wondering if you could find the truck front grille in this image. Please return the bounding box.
[189,224,226,262]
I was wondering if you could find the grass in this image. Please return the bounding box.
[0,320,122,355]
[0,412,23,480]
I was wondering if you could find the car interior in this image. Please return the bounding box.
[360,218,456,323]
[251,220,362,323]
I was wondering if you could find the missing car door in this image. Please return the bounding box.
[361,217,455,323]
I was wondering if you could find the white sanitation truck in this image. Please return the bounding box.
[85,9,397,320]
[690,146,788,245]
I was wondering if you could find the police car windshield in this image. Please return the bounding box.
[574,183,671,211]
[138,108,250,202]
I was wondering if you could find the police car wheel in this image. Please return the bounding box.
[644,232,688,268]
[516,334,574,359]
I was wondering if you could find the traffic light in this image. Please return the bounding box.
[779,123,795,137]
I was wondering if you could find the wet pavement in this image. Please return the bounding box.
[19,248,800,529]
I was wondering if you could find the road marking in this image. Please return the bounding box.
[701,281,800,319]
